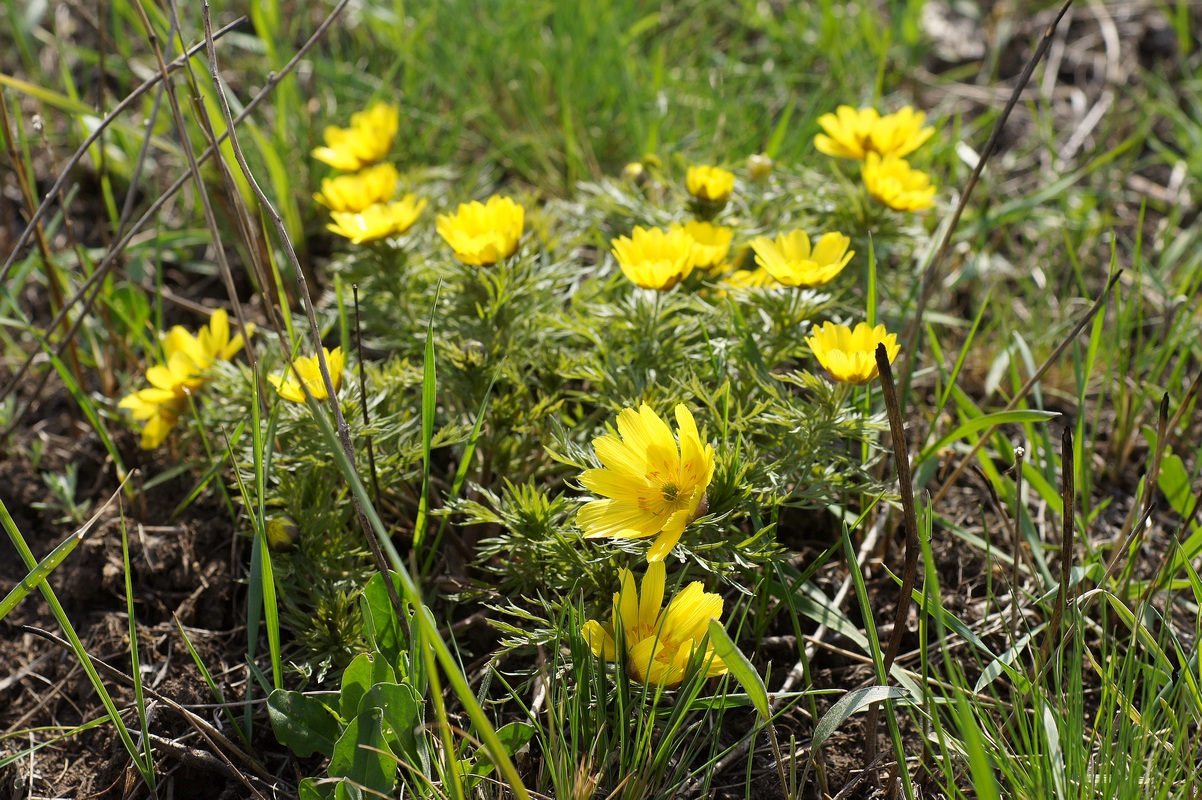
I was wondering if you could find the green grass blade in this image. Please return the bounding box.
[0,497,150,779]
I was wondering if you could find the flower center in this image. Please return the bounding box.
[660,482,680,503]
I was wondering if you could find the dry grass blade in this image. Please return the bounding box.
[20,626,279,798]
[199,0,404,624]
[0,17,248,286]
[901,0,1075,393]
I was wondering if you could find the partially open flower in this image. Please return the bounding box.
[814,106,933,161]
[328,196,428,244]
[611,226,697,291]
[582,561,728,687]
[119,351,204,449]
[750,230,853,288]
[806,321,900,384]
[670,221,733,271]
[863,153,936,212]
[313,163,399,213]
[577,403,715,562]
[686,165,735,203]
[162,309,253,371]
[436,196,525,266]
[311,103,398,172]
[747,153,774,181]
[269,347,345,403]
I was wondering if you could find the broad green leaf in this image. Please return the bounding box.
[1158,453,1192,518]
[473,722,536,779]
[340,653,396,721]
[267,689,342,759]
[334,781,363,800]
[329,708,398,797]
[811,686,910,751]
[359,682,426,771]
[361,571,407,666]
[706,620,768,720]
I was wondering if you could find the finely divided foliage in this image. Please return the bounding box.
[3,3,1201,800]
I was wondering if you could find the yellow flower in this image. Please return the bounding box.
[669,221,732,271]
[311,103,398,172]
[577,404,715,562]
[435,195,525,266]
[806,321,900,384]
[328,196,428,244]
[162,309,253,371]
[721,267,776,292]
[686,165,735,203]
[814,106,934,160]
[611,226,697,291]
[750,230,853,288]
[268,347,345,403]
[863,153,936,212]
[313,163,399,213]
[582,561,728,687]
[118,351,204,449]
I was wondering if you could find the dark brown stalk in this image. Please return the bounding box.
[1039,427,1075,666]
[864,344,922,789]
[355,286,383,505]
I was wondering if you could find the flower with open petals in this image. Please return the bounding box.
[268,347,345,403]
[328,196,428,244]
[582,561,728,687]
[436,196,525,266]
[119,351,204,449]
[577,404,715,562]
[806,322,900,384]
[750,230,853,288]
[311,103,398,172]
[686,165,735,203]
[162,309,253,371]
[313,163,398,213]
[814,106,934,161]
[863,153,936,212]
[670,221,732,271]
[611,226,697,291]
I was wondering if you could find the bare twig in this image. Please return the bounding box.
[863,344,922,790]
[199,1,406,629]
[0,16,248,285]
[900,0,1075,404]
[0,4,342,433]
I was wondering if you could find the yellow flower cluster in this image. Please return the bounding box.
[119,310,252,449]
[608,162,859,295]
[578,404,728,687]
[314,104,530,262]
[311,103,427,244]
[815,105,938,212]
